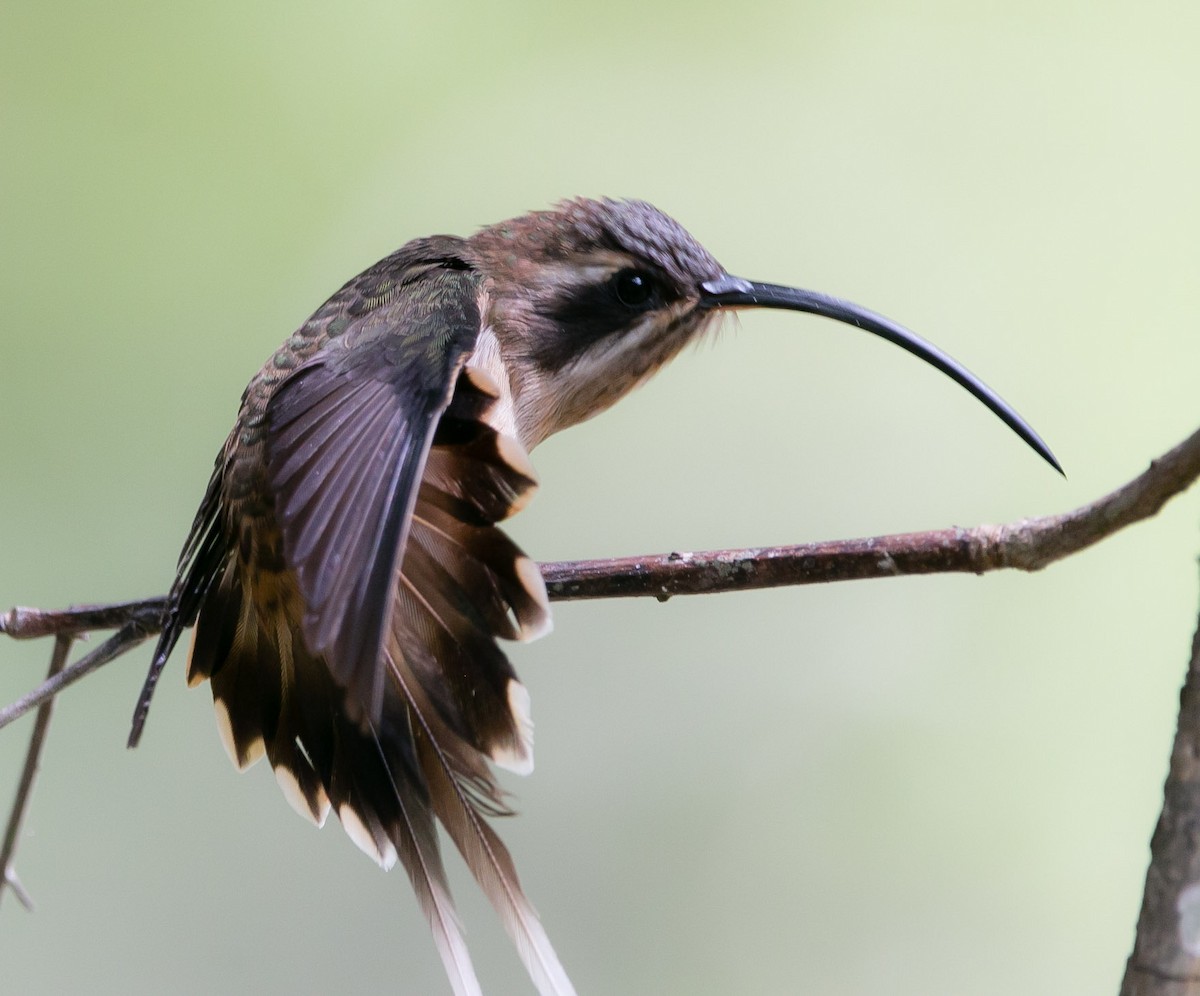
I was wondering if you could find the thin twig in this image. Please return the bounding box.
[0,634,72,910]
[0,624,153,734]
[0,599,165,641]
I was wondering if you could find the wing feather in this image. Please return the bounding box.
[265,265,482,721]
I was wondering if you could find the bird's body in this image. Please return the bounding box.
[132,198,1058,996]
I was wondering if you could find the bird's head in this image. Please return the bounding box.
[468,197,1059,472]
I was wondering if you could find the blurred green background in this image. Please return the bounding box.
[2,2,1198,993]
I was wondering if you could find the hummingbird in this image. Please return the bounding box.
[129,197,1059,995]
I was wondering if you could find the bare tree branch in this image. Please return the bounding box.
[1120,593,1200,996]
[542,424,1200,599]
[0,599,165,641]
[1,634,72,910]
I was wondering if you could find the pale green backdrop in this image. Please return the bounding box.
[2,2,1198,994]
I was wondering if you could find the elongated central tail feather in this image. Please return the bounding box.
[391,651,576,996]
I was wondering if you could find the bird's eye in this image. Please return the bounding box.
[612,269,657,309]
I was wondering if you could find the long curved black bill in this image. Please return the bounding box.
[700,275,1062,475]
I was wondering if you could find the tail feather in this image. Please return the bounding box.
[390,654,577,996]
[270,691,331,827]
[393,485,549,771]
[365,725,483,996]
[429,766,574,996]
[198,568,276,770]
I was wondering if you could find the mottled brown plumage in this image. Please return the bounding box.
[130,198,1059,996]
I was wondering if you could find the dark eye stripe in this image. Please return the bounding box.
[529,268,678,372]
[538,283,634,366]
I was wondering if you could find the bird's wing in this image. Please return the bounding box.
[265,256,569,995]
[264,258,482,723]
[132,247,570,995]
